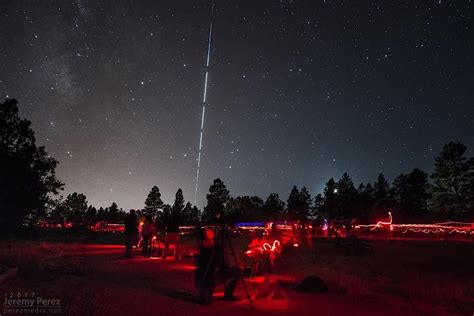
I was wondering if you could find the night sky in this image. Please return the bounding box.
[1,1,473,210]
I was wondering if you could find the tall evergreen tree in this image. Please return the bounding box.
[431,142,473,220]
[144,186,163,217]
[180,201,200,224]
[62,192,88,224]
[297,187,312,220]
[97,207,107,221]
[463,158,474,219]
[337,173,356,194]
[286,186,300,220]
[166,188,184,228]
[157,204,172,229]
[393,169,430,221]
[374,173,390,201]
[0,99,63,234]
[84,205,97,226]
[363,183,375,198]
[263,193,285,220]
[191,206,201,224]
[204,178,230,223]
[107,202,121,222]
[322,178,338,217]
[227,195,264,221]
[335,173,357,218]
[311,193,324,218]
[373,173,393,217]
[48,197,66,225]
[172,188,185,214]
[182,201,193,224]
[357,183,376,220]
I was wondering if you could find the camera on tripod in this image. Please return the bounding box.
[212,209,225,224]
[193,208,254,309]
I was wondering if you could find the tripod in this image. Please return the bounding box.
[193,225,254,310]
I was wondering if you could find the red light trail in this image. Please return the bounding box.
[354,212,473,236]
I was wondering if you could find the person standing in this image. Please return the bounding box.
[162,209,181,260]
[124,209,138,258]
[195,227,240,305]
[142,215,155,258]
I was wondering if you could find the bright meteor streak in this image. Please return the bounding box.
[194,1,215,204]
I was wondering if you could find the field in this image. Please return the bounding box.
[0,233,473,316]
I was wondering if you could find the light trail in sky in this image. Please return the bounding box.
[194,0,215,205]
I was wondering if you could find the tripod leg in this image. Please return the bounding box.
[223,230,255,310]
[253,256,260,278]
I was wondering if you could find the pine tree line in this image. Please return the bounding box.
[26,141,474,226]
[1,99,473,234]
[203,142,474,223]
[47,186,201,227]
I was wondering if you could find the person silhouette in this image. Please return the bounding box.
[142,215,155,258]
[124,209,138,258]
[195,227,240,305]
[162,209,181,260]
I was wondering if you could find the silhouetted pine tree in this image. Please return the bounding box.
[335,173,357,219]
[182,202,193,224]
[63,192,88,224]
[158,204,172,229]
[97,207,107,221]
[431,142,473,220]
[84,205,97,226]
[263,193,285,220]
[286,186,300,220]
[203,178,230,223]
[463,158,474,219]
[373,173,393,218]
[392,169,430,221]
[322,178,338,217]
[144,186,163,218]
[358,183,376,220]
[0,99,63,234]
[311,193,324,218]
[172,189,185,214]
[191,206,201,224]
[107,202,121,222]
[297,187,312,220]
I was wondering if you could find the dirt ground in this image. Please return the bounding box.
[0,237,472,316]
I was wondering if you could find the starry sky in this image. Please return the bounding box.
[1,0,473,210]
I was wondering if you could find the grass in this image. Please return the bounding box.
[0,234,472,315]
[271,238,474,315]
